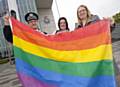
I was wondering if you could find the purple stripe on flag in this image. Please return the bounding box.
[17,72,57,87]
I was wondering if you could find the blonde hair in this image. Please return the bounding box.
[77,5,91,24]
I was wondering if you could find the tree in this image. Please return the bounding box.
[113,12,120,23]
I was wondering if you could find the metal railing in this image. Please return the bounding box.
[0,28,14,64]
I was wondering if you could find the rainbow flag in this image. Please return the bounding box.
[11,18,116,87]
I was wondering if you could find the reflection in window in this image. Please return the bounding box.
[0,0,8,28]
[16,0,38,23]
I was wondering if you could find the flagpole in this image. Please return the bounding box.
[55,0,60,18]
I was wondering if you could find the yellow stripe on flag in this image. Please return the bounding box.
[14,36,112,63]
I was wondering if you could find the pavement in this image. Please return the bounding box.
[112,40,120,87]
[0,63,22,87]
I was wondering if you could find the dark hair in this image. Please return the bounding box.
[10,10,17,19]
[25,12,38,22]
[58,17,69,31]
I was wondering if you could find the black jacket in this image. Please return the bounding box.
[3,25,13,43]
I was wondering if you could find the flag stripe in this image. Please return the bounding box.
[12,19,109,42]
[16,58,116,87]
[14,48,114,77]
[13,31,110,50]
[17,73,56,87]
[13,37,112,62]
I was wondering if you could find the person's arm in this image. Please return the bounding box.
[55,30,60,34]
[110,23,116,32]
[3,25,13,44]
[3,14,13,43]
[103,17,115,32]
[110,17,116,32]
[91,15,100,23]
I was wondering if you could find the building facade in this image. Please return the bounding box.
[1,0,56,34]
[0,0,56,58]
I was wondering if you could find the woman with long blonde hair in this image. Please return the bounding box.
[76,5,100,28]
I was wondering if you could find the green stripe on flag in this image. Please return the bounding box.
[14,46,114,77]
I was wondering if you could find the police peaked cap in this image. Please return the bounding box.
[25,12,39,22]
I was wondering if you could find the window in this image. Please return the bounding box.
[0,0,8,28]
[0,0,13,58]
[16,0,38,23]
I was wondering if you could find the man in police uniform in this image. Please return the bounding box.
[3,12,47,64]
[25,12,39,30]
[3,12,42,44]
[25,12,47,34]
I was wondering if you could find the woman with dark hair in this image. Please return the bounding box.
[55,17,70,34]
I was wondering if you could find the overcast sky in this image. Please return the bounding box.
[52,0,120,30]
